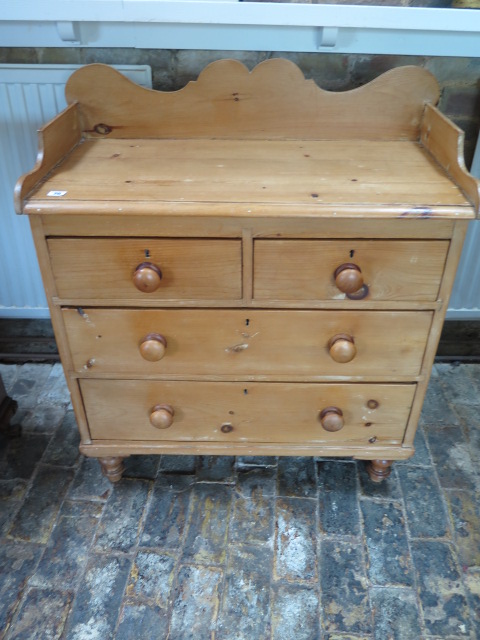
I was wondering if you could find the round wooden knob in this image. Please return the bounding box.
[334,263,364,294]
[133,262,162,293]
[319,406,344,432]
[328,334,356,363]
[139,334,167,361]
[149,404,174,429]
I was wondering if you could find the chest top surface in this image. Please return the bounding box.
[15,58,479,220]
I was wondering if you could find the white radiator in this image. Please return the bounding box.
[0,64,152,318]
[447,220,480,320]
[446,138,480,320]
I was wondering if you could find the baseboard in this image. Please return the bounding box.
[0,319,59,363]
[434,320,480,363]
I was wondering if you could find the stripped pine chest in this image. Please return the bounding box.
[16,59,480,483]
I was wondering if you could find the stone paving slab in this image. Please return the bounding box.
[397,465,451,539]
[411,540,470,637]
[0,364,19,392]
[463,567,480,637]
[6,588,73,640]
[0,434,50,481]
[324,635,371,640]
[320,539,371,636]
[274,497,317,583]
[235,464,276,499]
[41,410,80,466]
[63,554,132,640]
[20,404,66,435]
[0,502,21,539]
[230,491,274,546]
[140,475,194,550]
[125,550,176,607]
[271,582,319,640]
[216,544,272,640]
[169,564,223,640]
[36,364,70,406]
[29,501,102,589]
[115,602,169,639]
[453,403,480,468]
[9,365,52,411]
[425,425,479,492]
[436,363,480,407]
[93,479,151,553]
[370,587,422,640]
[0,541,43,635]
[318,460,360,536]
[182,483,232,566]
[158,454,196,474]
[196,455,235,482]
[123,454,160,480]
[0,480,28,537]
[8,466,74,544]
[444,489,480,568]
[0,362,479,639]
[361,500,414,587]
[68,457,112,502]
[277,456,317,498]
[420,372,462,427]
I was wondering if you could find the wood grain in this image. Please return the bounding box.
[27,138,472,213]
[14,103,81,214]
[254,239,449,301]
[80,440,414,460]
[26,200,473,219]
[63,308,432,378]
[421,104,480,215]
[80,379,415,445]
[47,238,242,300]
[40,214,456,239]
[65,60,439,141]
[28,217,91,445]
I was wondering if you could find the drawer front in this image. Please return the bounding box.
[65,309,432,377]
[254,239,449,301]
[81,380,415,445]
[48,238,242,300]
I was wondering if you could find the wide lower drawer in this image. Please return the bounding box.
[80,380,415,445]
[47,238,242,300]
[254,239,449,301]
[65,309,432,377]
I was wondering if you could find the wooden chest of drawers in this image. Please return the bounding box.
[16,59,479,483]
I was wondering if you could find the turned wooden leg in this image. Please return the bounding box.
[366,459,393,483]
[98,457,125,483]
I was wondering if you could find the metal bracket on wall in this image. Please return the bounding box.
[56,21,80,43]
[1,1,480,56]
[317,27,339,49]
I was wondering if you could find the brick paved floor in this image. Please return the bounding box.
[0,362,479,640]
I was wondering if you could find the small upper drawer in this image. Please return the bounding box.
[253,239,449,302]
[47,238,242,300]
